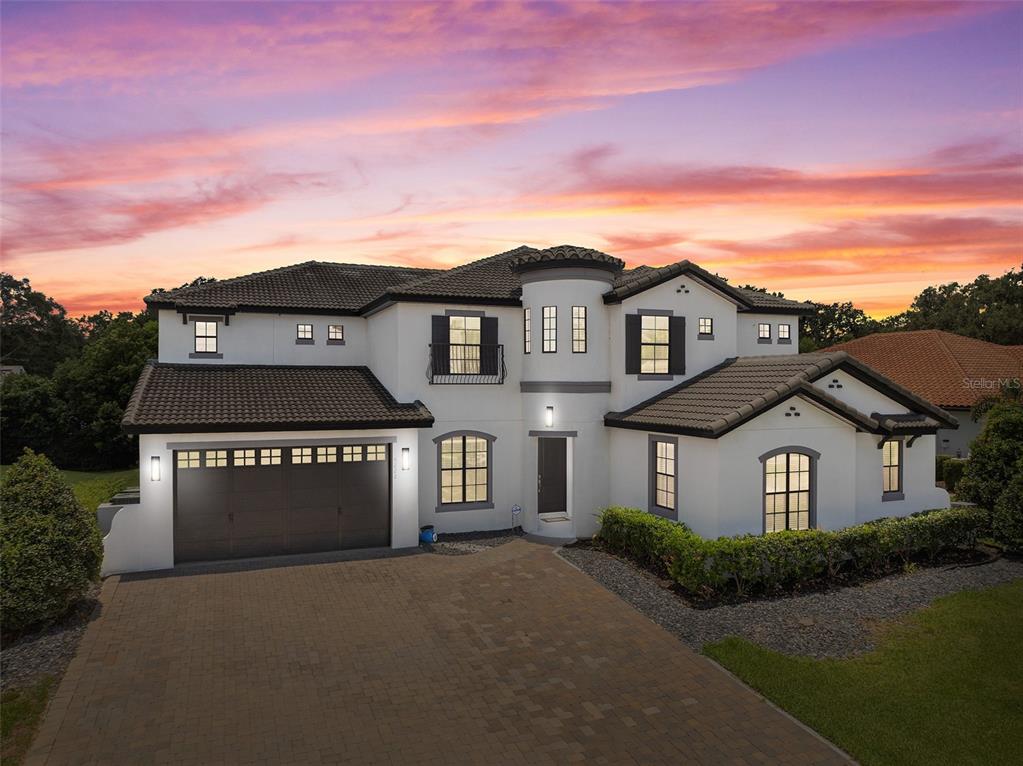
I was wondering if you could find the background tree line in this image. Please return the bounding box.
[1,266,1020,470]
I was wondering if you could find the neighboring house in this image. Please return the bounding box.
[106,246,954,574]
[826,330,1023,457]
[0,365,26,376]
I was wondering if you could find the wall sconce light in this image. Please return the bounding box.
[545,406,554,428]
[150,455,161,482]
[401,447,411,471]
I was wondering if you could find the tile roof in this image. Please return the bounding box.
[604,351,956,438]
[122,362,434,433]
[380,246,537,305]
[510,245,624,272]
[825,330,1023,409]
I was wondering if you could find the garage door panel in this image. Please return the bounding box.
[340,456,390,549]
[231,466,284,492]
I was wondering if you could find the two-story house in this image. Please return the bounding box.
[106,245,955,573]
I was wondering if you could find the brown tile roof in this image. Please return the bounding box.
[380,246,537,305]
[122,362,434,433]
[604,351,955,438]
[825,330,1023,409]
[510,245,624,272]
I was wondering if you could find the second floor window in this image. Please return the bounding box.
[297,323,313,340]
[328,324,344,342]
[641,315,670,374]
[758,323,771,340]
[194,321,217,353]
[542,306,557,353]
[572,306,587,353]
[698,317,713,335]
[778,323,791,341]
[523,308,531,354]
[449,315,481,374]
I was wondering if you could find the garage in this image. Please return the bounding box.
[174,443,391,563]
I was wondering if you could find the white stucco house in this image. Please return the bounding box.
[104,245,955,574]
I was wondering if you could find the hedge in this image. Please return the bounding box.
[943,459,967,494]
[596,505,988,599]
[992,458,1023,551]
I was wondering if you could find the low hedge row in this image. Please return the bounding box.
[596,505,988,599]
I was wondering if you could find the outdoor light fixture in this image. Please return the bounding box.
[150,455,161,482]
[401,447,411,471]
[545,406,554,428]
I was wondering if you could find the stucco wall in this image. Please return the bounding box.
[735,313,800,357]
[811,368,911,416]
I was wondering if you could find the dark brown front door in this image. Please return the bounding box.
[537,437,567,515]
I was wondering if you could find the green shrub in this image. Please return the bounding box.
[935,454,951,482]
[0,450,103,633]
[992,459,1023,551]
[596,505,987,600]
[958,402,1023,509]
[943,459,967,494]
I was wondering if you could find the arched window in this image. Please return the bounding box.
[759,447,819,533]
[433,431,497,512]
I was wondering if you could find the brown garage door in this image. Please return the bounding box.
[174,444,391,563]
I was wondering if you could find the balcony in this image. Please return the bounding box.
[428,344,505,384]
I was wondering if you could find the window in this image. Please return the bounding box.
[296,324,313,341]
[448,315,481,374]
[778,323,791,341]
[640,315,670,374]
[233,449,256,467]
[882,440,902,497]
[260,448,281,465]
[763,451,813,532]
[758,323,771,340]
[177,451,200,469]
[698,317,713,336]
[366,444,387,461]
[542,306,557,353]
[205,450,227,468]
[328,325,344,343]
[342,445,362,462]
[439,434,490,506]
[653,441,675,511]
[571,306,587,353]
[292,447,312,464]
[194,321,217,353]
[317,446,337,463]
[523,308,531,354]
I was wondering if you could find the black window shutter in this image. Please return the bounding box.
[668,316,686,375]
[625,314,641,374]
[431,315,450,375]
[480,316,498,375]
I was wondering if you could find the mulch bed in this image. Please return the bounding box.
[423,528,526,556]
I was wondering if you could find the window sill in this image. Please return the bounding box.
[189,352,223,359]
[778,338,792,345]
[435,501,495,513]
[882,491,905,502]
[648,506,677,521]
[638,373,674,381]
[295,338,314,345]
[326,339,346,345]
[697,333,714,340]
[757,338,772,344]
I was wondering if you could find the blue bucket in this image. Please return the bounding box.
[420,525,438,544]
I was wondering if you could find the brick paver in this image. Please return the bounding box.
[27,540,849,765]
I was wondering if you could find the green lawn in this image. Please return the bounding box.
[705,581,1023,766]
[0,465,138,513]
[1,676,56,765]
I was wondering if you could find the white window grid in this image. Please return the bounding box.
[542,306,557,353]
[572,306,587,353]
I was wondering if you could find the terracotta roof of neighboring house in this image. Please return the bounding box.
[144,246,813,315]
[604,351,955,438]
[122,362,434,433]
[825,330,1023,409]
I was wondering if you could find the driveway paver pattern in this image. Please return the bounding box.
[28,540,849,765]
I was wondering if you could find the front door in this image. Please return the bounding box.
[537,437,567,515]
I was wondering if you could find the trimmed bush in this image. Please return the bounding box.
[596,505,987,600]
[958,402,1023,509]
[992,459,1023,552]
[0,450,103,633]
[943,459,967,494]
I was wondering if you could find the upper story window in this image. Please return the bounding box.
[572,306,587,353]
[542,306,557,353]
[328,325,345,344]
[758,323,772,342]
[449,315,481,374]
[778,323,791,342]
[296,324,313,343]
[194,321,217,353]
[762,449,816,532]
[698,317,713,336]
[882,440,903,499]
[641,315,670,374]
[523,308,532,354]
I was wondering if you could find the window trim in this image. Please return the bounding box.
[881,438,904,501]
[759,446,819,533]
[327,324,345,345]
[571,306,587,353]
[542,306,557,353]
[697,317,714,339]
[647,435,678,521]
[193,320,220,356]
[296,323,314,345]
[432,430,497,512]
[639,314,670,375]
[757,322,772,344]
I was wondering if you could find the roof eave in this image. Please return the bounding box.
[123,416,435,435]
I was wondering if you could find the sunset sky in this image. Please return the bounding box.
[2,1,1021,317]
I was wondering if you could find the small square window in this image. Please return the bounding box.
[758,323,772,339]
[342,445,363,462]
[260,448,281,465]
[365,445,387,462]
[194,321,218,353]
[296,324,313,340]
[205,450,227,468]
[177,451,201,469]
[778,323,791,340]
[328,325,344,341]
[233,449,256,467]
[317,446,337,463]
[292,447,313,464]
[698,317,713,335]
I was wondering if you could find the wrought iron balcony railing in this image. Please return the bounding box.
[427,344,505,384]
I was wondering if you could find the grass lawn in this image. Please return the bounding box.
[1,676,56,765]
[705,580,1023,766]
[0,465,138,513]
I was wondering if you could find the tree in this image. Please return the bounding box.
[0,373,56,464]
[0,274,83,375]
[957,401,1023,510]
[800,301,878,351]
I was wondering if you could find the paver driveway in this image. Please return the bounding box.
[28,540,848,765]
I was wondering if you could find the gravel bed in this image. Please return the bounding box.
[558,545,1023,658]
[1,583,101,690]
[425,528,526,556]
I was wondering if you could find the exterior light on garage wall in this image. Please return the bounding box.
[150,455,161,482]
[545,406,555,428]
[401,447,411,471]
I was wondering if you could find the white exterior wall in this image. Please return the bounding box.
[939,409,982,457]
[854,433,949,523]
[158,309,369,366]
[736,313,800,357]
[811,369,910,416]
[521,276,611,382]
